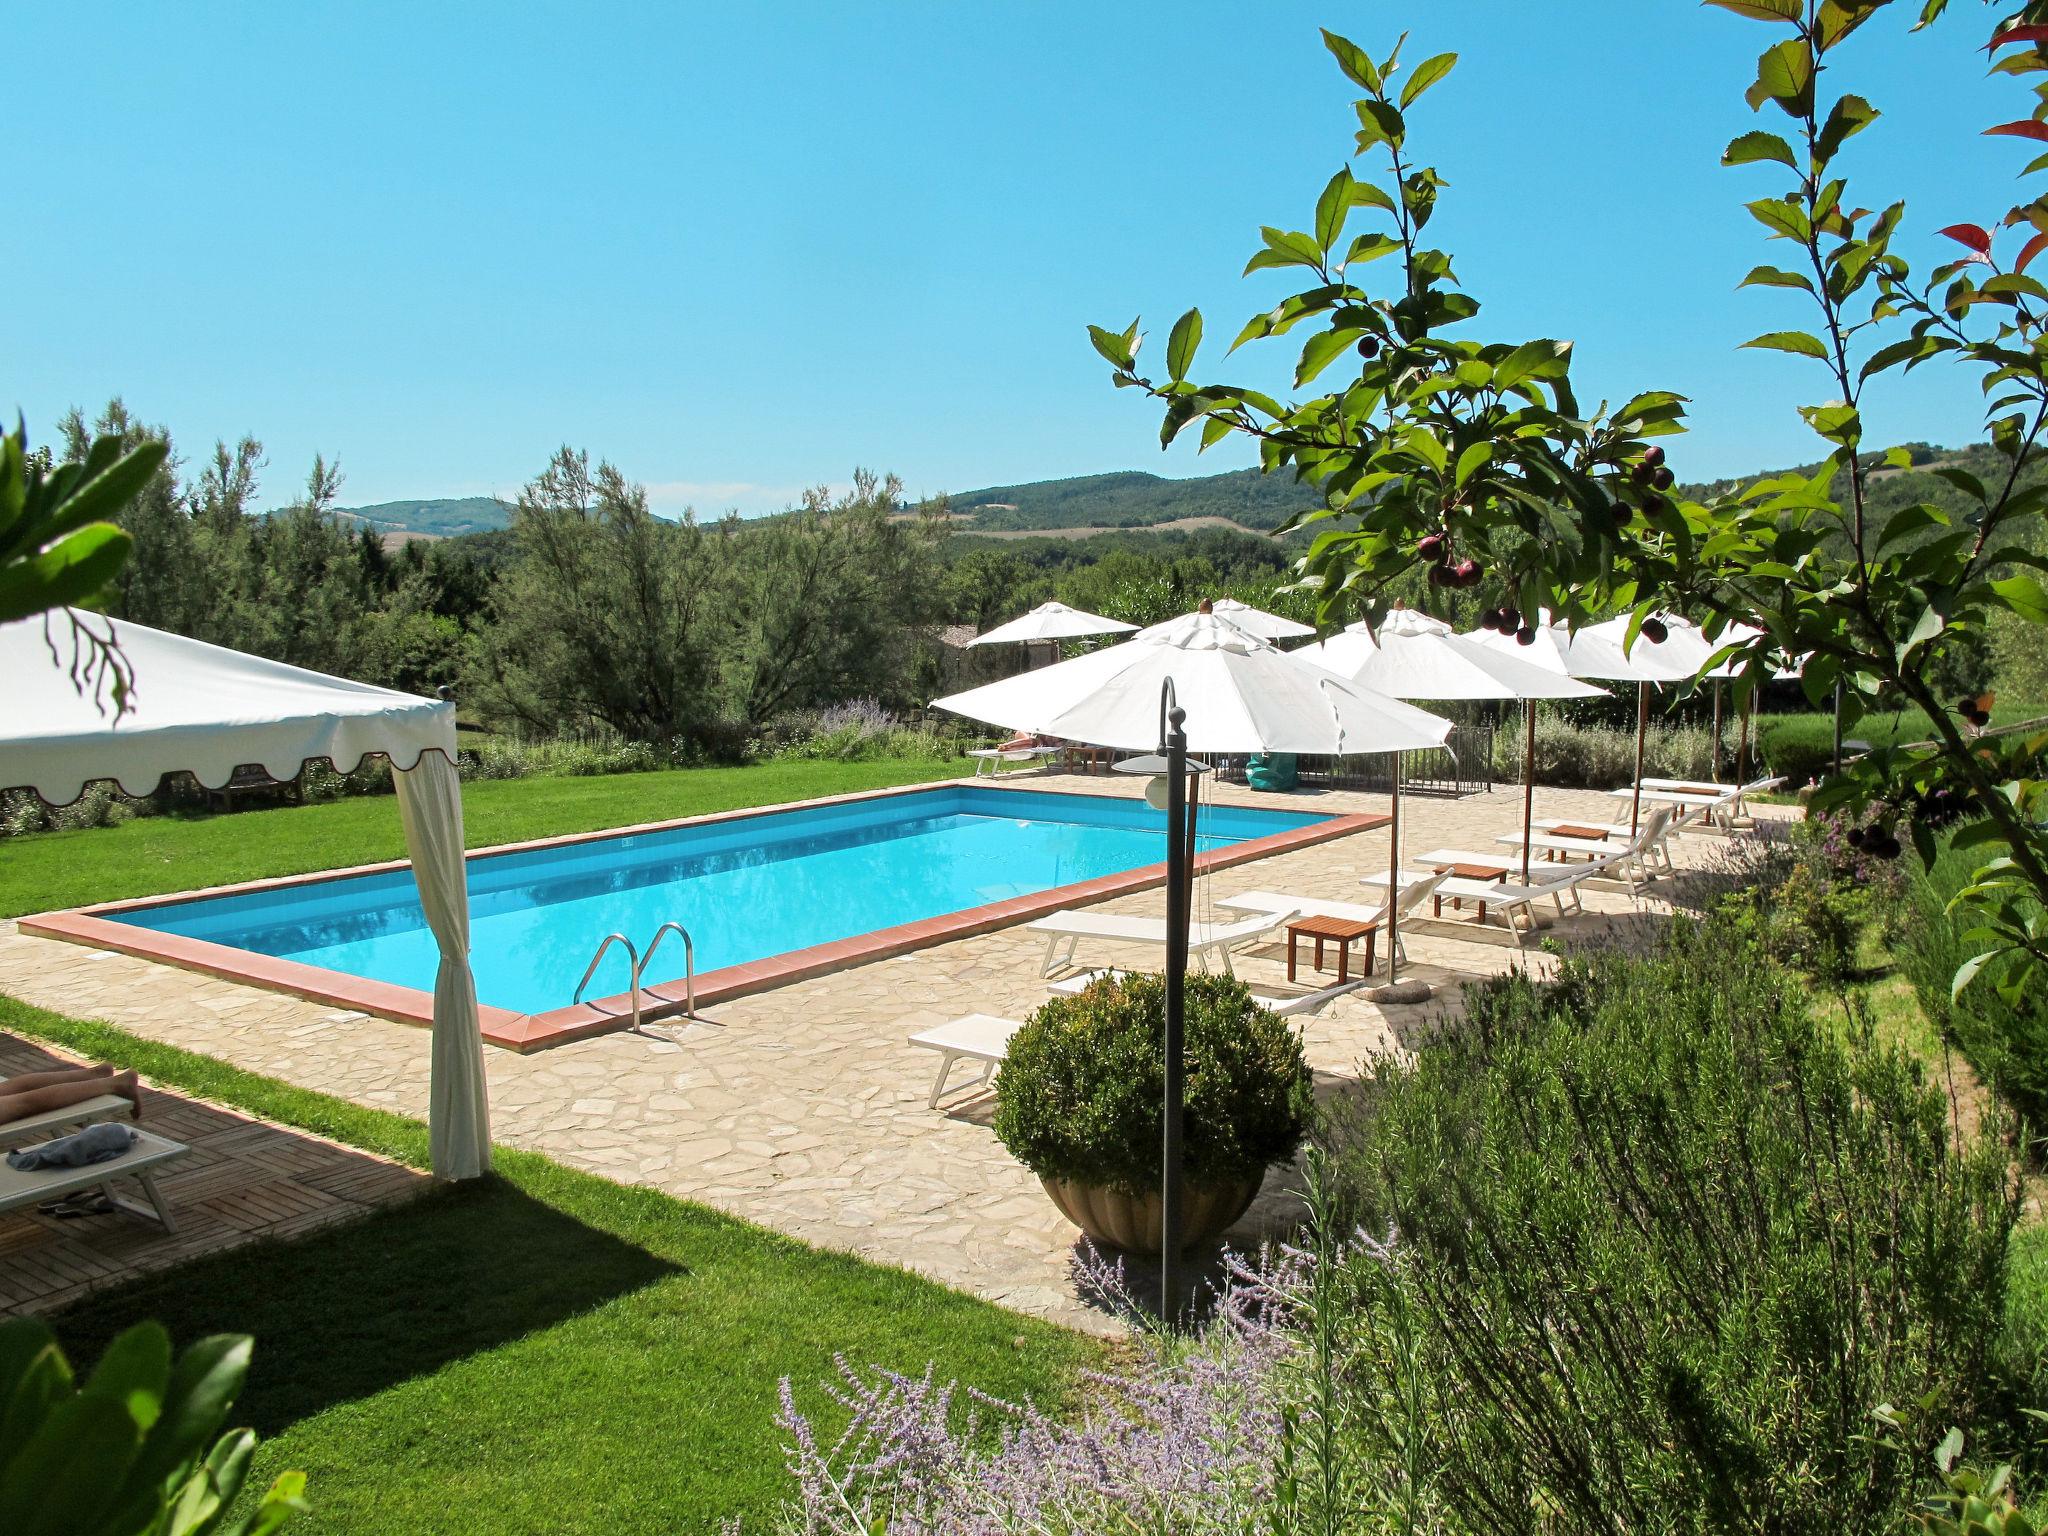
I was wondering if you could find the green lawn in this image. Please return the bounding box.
[1755,702,2046,785]
[0,757,969,917]
[1,996,1096,1534]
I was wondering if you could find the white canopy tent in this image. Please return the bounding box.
[1298,608,1608,885]
[966,601,1136,647]
[0,610,492,1181]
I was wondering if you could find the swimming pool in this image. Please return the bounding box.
[49,784,1361,1047]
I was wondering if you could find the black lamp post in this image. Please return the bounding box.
[1112,679,1206,1322]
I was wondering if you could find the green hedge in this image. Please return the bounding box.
[1756,704,2048,789]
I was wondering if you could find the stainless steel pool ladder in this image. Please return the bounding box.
[571,921,698,1033]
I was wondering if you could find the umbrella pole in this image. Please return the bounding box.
[1522,700,1537,887]
[1386,754,1401,985]
[1160,697,1191,1326]
[1630,681,1648,836]
[1712,681,1724,783]
[1739,691,1752,784]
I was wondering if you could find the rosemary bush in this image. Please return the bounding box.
[1326,916,2025,1533]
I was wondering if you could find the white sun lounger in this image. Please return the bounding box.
[1609,774,1782,829]
[1044,967,1363,1017]
[0,1093,136,1148]
[967,746,1059,777]
[1215,870,1448,973]
[1492,806,1679,882]
[0,1126,188,1231]
[907,1013,1024,1108]
[1027,908,1294,978]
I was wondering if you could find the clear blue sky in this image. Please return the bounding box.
[6,1,2026,516]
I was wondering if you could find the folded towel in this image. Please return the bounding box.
[6,1122,138,1172]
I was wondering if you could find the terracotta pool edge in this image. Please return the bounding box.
[19,787,1384,1054]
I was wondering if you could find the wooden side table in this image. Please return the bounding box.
[1286,914,1377,983]
[1433,861,1510,921]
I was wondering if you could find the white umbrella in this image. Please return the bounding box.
[1300,608,1607,889]
[1138,597,1314,643]
[1697,621,1803,782]
[1472,610,1716,832]
[937,606,1451,996]
[936,608,1451,755]
[966,600,1137,647]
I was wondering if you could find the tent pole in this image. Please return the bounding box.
[1522,700,1537,887]
[1386,753,1401,985]
[1630,681,1649,836]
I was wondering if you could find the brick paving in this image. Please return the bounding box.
[0,774,1791,1331]
[0,1034,427,1316]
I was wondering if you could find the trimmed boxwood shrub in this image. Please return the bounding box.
[991,971,1314,1197]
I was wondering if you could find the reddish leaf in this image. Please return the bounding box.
[2018,230,2048,272]
[1986,118,2048,142]
[1938,222,1994,255]
[1988,22,2048,49]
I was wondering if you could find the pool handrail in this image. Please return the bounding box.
[573,932,642,1030]
[639,921,697,1019]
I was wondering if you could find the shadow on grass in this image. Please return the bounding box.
[49,1175,679,1437]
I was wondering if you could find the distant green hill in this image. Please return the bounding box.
[328,496,513,538]
[942,468,1314,534]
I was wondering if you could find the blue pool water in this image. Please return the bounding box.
[108,787,1327,1015]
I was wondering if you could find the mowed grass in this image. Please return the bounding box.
[1,996,1098,1535]
[0,757,969,917]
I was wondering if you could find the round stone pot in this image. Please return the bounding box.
[1039,1173,1263,1255]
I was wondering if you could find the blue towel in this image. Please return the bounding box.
[6,1122,137,1172]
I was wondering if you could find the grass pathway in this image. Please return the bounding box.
[1,995,1097,1534]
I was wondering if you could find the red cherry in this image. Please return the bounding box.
[1499,605,1521,631]
[1643,445,1665,467]
[1652,466,1674,491]
[1452,559,1482,588]
[1417,533,1446,561]
[1515,625,1537,645]
[1427,562,1454,588]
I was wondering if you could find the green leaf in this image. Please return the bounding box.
[1087,322,1137,371]
[1741,330,1830,359]
[1492,338,1569,390]
[0,1396,143,1536]
[1816,93,1879,160]
[1746,197,1812,241]
[1321,29,1381,91]
[1399,52,1457,109]
[0,524,134,625]
[1875,503,1951,550]
[126,1335,252,1498]
[1748,37,1815,115]
[1454,441,1493,487]
[82,1323,171,1435]
[1313,169,1353,254]
[1296,328,1365,387]
[1703,0,1802,19]
[1989,574,2048,622]
[1740,264,1816,293]
[1165,308,1202,383]
[1343,232,1401,265]
[1952,948,1996,1001]
[1724,130,1798,169]
[1355,99,1405,149]
[1244,227,1328,275]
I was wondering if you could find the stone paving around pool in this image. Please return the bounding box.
[0,774,1796,1333]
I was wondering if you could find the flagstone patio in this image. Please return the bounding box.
[0,773,1793,1332]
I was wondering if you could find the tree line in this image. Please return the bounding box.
[64,399,1329,759]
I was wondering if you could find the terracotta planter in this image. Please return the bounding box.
[1039,1173,1263,1255]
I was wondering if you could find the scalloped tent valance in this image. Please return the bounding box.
[0,609,490,1182]
[0,610,456,804]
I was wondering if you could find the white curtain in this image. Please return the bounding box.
[394,749,492,1179]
